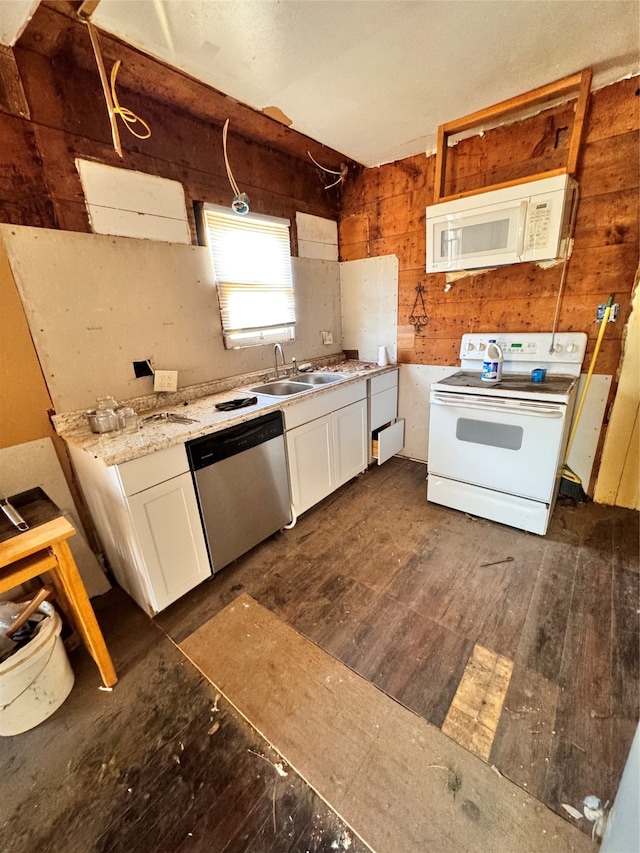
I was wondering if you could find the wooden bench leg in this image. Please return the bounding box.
[49,540,117,688]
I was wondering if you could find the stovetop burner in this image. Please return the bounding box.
[433,371,578,403]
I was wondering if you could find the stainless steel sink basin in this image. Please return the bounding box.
[297,372,346,385]
[249,380,313,397]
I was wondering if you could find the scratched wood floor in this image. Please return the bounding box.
[158,457,639,836]
[1,457,638,850]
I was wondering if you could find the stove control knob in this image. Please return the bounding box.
[465,342,475,351]
[553,343,564,353]
[478,342,486,352]
[566,342,578,354]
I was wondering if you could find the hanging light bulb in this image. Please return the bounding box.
[231,193,250,215]
[223,120,250,215]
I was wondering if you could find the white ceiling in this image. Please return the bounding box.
[3,1,639,166]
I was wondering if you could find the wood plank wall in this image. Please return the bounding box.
[0,1,348,242]
[340,77,639,382]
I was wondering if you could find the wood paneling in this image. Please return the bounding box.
[7,1,349,244]
[340,76,639,490]
[340,77,639,374]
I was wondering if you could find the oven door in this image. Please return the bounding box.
[428,391,568,502]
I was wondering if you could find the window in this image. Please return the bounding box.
[203,205,295,349]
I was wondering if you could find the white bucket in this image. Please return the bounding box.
[0,602,74,736]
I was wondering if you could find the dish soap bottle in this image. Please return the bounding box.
[481,339,503,383]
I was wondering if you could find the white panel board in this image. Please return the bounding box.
[340,255,398,363]
[0,0,38,45]
[397,364,458,463]
[293,257,342,356]
[566,374,612,488]
[1,226,343,413]
[296,213,338,261]
[298,239,338,261]
[0,439,110,598]
[76,159,190,244]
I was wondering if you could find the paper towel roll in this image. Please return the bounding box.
[377,346,389,366]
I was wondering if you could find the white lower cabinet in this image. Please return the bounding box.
[68,443,211,615]
[127,472,211,613]
[285,394,367,517]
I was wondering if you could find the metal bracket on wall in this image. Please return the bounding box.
[409,284,429,334]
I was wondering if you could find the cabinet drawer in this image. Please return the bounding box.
[370,386,398,432]
[118,444,190,496]
[283,379,366,429]
[370,369,398,396]
[372,419,405,465]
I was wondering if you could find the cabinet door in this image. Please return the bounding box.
[286,414,334,516]
[128,472,212,613]
[333,398,367,488]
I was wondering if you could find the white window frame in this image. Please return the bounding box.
[202,204,295,349]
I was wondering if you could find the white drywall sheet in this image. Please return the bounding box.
[397,364,458,463]
[566,374,612,491]
[2,226,343,413]
[76,160,191,244]
[0,439,110,598]
[340,255,398,363]
[296,212,338,261]
[0,0,38,45]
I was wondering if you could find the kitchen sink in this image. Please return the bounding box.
[249,380,314,397]
[297,372,346,385]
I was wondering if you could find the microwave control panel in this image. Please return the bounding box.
[525,200,553,250]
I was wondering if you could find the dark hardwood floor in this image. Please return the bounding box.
[1,457,638,850]
[158,457,640,833]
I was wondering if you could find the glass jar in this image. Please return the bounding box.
[115,406,138,433]
[86,408,119,433]
[96,395,119,411]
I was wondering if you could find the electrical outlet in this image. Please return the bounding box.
[154,370,178,392]
[322,330,333,345]
[596,303,619,322]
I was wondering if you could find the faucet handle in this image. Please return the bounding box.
[291,356,297,375]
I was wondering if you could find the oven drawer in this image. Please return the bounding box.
[428,391,568,502]
[427,475,551,535]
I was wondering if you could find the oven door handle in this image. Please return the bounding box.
[431,394,565,418]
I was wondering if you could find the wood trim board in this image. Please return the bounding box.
[179,594,592,853]
[434,69,592,203]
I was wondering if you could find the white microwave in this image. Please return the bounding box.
[426,174,578,273]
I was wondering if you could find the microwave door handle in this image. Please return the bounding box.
[431,394,563,418]
[515,200,528,259]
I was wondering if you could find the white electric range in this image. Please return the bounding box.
[427,332,587,535]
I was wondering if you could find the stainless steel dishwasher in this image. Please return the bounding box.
[186,411,291,572]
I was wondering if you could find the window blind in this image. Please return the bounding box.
[203,205,295,349]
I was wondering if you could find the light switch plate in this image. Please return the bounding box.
[322,330,333,345]
[154,370,178,392]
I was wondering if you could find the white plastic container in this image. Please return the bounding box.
[0,602,74,736]
[481,339,503,383]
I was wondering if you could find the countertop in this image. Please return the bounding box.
[55,361,399,467]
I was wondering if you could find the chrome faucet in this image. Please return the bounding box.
[273,343,285,378]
